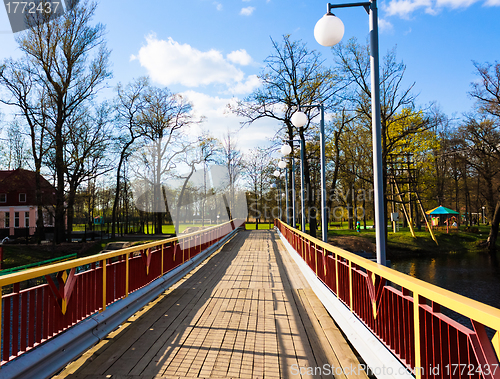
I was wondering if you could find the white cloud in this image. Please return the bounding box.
[383,0,496,17]
[240,6,255,15]
[181,90,276,153]
[131,35,245,88]
[436,0,479,7]
[384,0,434,18]
[227,49,253,65]
[214,2,223,11]
[227,75,261,95]
[378,18,394,32]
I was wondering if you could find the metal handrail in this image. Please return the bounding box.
[0,220,234,287]
[277,220,500,329]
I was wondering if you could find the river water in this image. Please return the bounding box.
[391,251,500,310]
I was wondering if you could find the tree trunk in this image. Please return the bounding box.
[55,117,66,244]
[111,154,126,239]
[487,198,500,253]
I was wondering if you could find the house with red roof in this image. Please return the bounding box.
[0,168,57,238]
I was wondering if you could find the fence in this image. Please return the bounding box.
[276,219,500,379]
[0,220,240,369]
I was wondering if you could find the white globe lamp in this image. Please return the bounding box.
[278,160,287,169]
[314,13,345,47]
[273,170,280,177]
[281,145,292,156]
[291,111,308,128]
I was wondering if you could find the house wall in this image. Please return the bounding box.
[0,206,40,236]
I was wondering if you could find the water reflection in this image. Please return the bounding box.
[391,252,500,310]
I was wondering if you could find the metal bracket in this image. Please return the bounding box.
[328,1,371,14]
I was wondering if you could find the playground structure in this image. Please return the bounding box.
[387,152,438,244]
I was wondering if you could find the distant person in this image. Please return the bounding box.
[356,221,361,233]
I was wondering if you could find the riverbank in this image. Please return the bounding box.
[327,225,499,259]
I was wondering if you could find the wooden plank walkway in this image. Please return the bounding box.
[55,230,368,379]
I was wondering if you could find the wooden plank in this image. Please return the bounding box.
[57,231,367,379]
[304,288,369,379]
[294,288,340,379]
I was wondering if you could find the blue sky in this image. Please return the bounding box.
[1,0,499,151]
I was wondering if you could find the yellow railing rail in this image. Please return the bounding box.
[277,219,500,377]
[0,220,234,288]
[278,220,500,330]
[0,220,239,367]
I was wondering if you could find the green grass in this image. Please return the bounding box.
[323,224,496,257]
[244,222,274,230]
[73,223,218,234]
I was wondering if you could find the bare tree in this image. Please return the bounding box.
[111,77,149,238]
[0,120,29,169]
[232,35,342,236]
[0,0,111,243]
[245,148,271,222]
[470,61,500,118]
[131,85,195,234]
[333,38,435,236]
[468,62,500,252]
[63,104,112,240]
[220,131,244,211]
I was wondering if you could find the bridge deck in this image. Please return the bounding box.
[55,230,367,379]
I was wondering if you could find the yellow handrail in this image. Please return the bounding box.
[0,220,235,288]
[277,220,500,336]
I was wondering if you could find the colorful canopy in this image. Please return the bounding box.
[426,205,459,215]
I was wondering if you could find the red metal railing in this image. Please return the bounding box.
[0,221,241,367]
[276,220,500,379]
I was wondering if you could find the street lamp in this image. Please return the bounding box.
[291,105,328,243]
[273,170,283,220]
[283,140,305,233]
[281,145,297,229]
[278,160,288,224]
[314,1,386,266]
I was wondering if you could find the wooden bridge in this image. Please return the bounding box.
[54,230,366,379]
[1,220,500,379]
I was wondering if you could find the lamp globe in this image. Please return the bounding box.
[281,145,292,156]
[291,111,308,128]
[314,13,344,47]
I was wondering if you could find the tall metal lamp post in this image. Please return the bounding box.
[282,142,306,232]
[273,170,282,220]
[278,160,288,223]
[314,1,386,265]
[291,105,328,243]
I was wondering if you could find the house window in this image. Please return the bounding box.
[19,193,26,203]
[4,212,9,228]
[14,212,19,228]
[25,212,30,228]
[0,194,6,203]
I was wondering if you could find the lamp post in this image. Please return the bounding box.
[281,145,297,228]
[282,141,306,232]
[278,160,288,223]
[314,1,386,266]
[291,105,328,243]
[273,170,282,220]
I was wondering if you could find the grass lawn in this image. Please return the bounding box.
[324,224,496,257]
